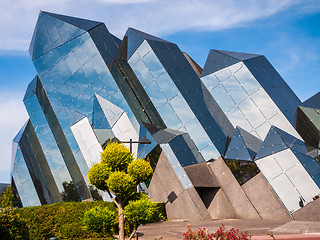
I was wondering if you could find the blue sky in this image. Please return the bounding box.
[0,0,319,183]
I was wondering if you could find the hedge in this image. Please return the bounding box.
[15,200,165,240]
[17,201,116,240]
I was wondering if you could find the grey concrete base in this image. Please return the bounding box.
[148,152,211,221]
[149,155,320,222]
[207,188,237,219]
[293,197,320,221]
[242,173,291,220]
[208,157,261,219]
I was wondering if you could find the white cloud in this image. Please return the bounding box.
[0,90,28,182]
[0,0,317,53]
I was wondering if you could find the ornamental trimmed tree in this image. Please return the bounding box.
[88,142,154,240]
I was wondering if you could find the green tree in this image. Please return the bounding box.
[88,142,153,240]
[1,185,15,208]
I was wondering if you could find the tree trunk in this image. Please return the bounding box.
[128,228,136,240]
[118,203,125,240]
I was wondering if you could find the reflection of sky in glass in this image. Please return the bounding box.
[170,94,194,125]
[210,84,236,113]
[144,81,167,109]
[202,62,301,140]
[160,143,192,189]
[270,173,300,212]
[155,72,179,101]
[256,148,320,213]
[233,63,260,95]
[12,147,41,207]
[157,103,182,130]
[128,39,221,160]
[30,24,140,192]
[223,75,248,104]
[24,92,72,194]
[238,98,266,128]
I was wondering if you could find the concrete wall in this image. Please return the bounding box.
[148,152,211,221]
[208,157,261,219]
[184,163,220,187]
[242,173,291,220]
[207,188,237,219]
[293,197,320,221]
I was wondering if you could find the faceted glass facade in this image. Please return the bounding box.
[11,11,320,216]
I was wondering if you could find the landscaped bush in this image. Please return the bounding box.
[17,201,116,240]
[182,224,251,240]
[124,198,164,228]
[83,205,117,234]
[0,208,29,240]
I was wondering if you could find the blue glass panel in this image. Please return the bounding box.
[158,103,182,130]
[30,12,86,59]
[160,143,192,189]
[222,75,248,104]
[100,72,118,96]
[210,84,236,113]
[130,59,154,87]
[293,150,320,184]
[142,51,164,78]
[155,72,179,101]
[169,94,194,125]
[144,81,167,109]
[255,126,289,160]
[137,124,158,159]
[201,50,240,78]
[201,73,220,91]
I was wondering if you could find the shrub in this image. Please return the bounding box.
[127,159,153,184]
[1,186,15,208]
[17,201,115,240]
[83,206,117,234]
[0,208,29,240]
[124,198,163,228]
[182,224,251,240]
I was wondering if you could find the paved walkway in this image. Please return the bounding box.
[137,219,320,240]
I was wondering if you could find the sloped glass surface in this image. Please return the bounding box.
[137,123,158,159]
[225,127,253,161]
[255,126,288,160]
[255,155,283,180]
[301,92,320,109]
[44,11,102,31]
[201,50,239,77]
[270,173,301,213]
[30,12,86,59]
[160,143,192,189]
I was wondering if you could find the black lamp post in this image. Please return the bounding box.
[119,136,152,153]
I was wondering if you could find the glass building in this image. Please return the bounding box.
[11,11,320,218]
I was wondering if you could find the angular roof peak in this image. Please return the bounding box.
[42,11,102,31]
[125,27,170,60]
[214,50,261,61]
[301,92,320,109]
[201,49,262,78]
[29,11,103,59]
